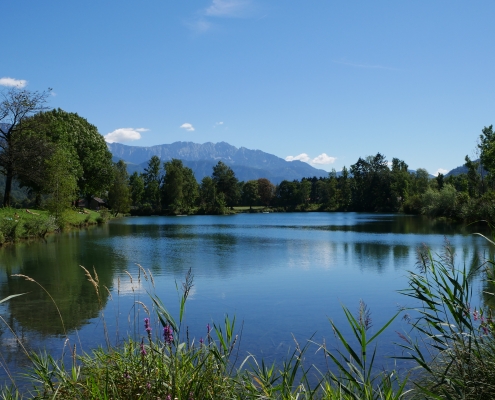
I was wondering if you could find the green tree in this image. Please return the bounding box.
[129,171,145,208]
[108,160,131,216]
[338,166,351,210]
[298,179,312,206]
[143,156,162,212]
[478,125,495,182]
[212,161,240,207]
[276,180,299,208]
[24,109,114,201]
[199,176,225,214]
[257,178,274,207]
[464,155,481,198]
[0,87,51,206]
[242,180,259,210]
[390,158,410,210]
[162,159,198,214]
[43,147,77,223]
[350,153,391,211]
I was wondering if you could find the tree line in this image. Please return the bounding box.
[2,87,495,222]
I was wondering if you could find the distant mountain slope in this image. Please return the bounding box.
[108,141,329,184]
[445,160,487,177]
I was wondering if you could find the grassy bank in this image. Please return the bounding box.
[0,207,110,245]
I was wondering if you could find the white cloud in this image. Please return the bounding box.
[104,127,148,143]
[435,168,449,176]
[0,77,27,88]
[311,153,336,165]
[180,123,195,132]
[213,121,224,127]
[205,0,251,17]
[286,153,310,163]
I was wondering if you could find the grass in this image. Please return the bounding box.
[0,207,106,244]
[1,239,495,398]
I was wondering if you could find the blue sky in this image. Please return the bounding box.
[2,1,494,175]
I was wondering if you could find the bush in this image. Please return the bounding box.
[0,217,21,242]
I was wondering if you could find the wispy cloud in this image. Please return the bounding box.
[0,77,27,88]
[213,121,224,128]
[286,152,337,166]
[180,123,195,132]
[205,0,251,17]
[186,0,254,33]
[333,59,399,71]
[105,127,148,143]
[435,168,449,176]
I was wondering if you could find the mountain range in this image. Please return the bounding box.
[107,141,330,184]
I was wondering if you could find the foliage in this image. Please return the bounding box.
[107,160,131,216]
[25,109,114,200]
[212,161,240,207]
[161,159,198,214]
[241,180,259,209]
[397,241,495,399]
[0,87,51,207]
[42,147,78,225]
[129,171,145,208]
[143,156,162,213]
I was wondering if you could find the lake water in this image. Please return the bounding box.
[0,212,492,385]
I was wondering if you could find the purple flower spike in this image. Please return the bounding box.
[144,318,152,335]
[164,324,174,345]
[199,337,204,345]
[140,341,147,356]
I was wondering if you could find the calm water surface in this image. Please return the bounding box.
[0,213,492,384]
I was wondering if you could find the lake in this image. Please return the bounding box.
[0,212,492,385]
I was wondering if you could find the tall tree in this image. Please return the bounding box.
[161,159,198,214]
[212,161,240,207]
[143,156,162,212]
[257,178,275,207]
[25,109,114,200]
[199,176,225,214]
[0,87,51,206]
[242,180,259,210]
[129,171,145,207]
[108,160,131,216]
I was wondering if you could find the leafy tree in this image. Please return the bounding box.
[24,109,114,201]
[0,87,51,206]
[143,156,162,212]
[129,172,145,207]
[298,179,312,206]
[412,168,430,195]
[43,147,77,223]
[276,180,299,208]
[338,166,351,210]
[242,180,259,209]
[199,176,225,214]
[212,161,240,207]
[464,155,481,198]
[108,160,131,216]
[257,178,275,207]
[390,158,410,209]
[478,125,495,180]
[162,159,198,214]
[350,153,391,211]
